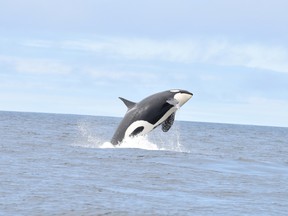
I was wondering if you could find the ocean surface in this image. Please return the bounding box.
[1,111,288,215]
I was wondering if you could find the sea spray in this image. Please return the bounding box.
[100,135,160,150]
[77,117,188,152]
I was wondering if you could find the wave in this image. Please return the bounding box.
[76,120,188,152]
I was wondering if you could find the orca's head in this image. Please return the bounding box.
[170,89,193,107]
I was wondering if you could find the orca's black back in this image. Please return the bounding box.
[110,90,175,145]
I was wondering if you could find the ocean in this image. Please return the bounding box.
[1,111,287,215]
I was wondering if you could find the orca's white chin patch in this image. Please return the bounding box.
[174,93,193,107]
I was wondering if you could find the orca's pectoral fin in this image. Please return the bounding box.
[166,98,180,109]
[119,97,136,110]
[161,112,175,132]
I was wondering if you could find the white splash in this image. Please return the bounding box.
[100,135,161,150]
[76,120,187,152]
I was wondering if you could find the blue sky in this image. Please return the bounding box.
[1,0,288,127]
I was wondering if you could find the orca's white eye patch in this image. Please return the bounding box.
[170,89,180,93]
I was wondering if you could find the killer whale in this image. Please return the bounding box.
[111,89,193,145]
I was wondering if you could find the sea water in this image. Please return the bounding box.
[0,111,287,215]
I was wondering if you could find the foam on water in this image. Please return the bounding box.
[100,135,161,150]
[98,134,189,152]
[76,119,187,152]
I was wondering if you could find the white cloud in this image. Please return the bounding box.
[200,74,222,81]
[21,40,55,48]
[215,43,288,73]
[0,55,72,75]
[86,68,157,80]
[55,37,288,73]
[61,38,198,62]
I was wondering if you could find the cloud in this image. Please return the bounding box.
[24,37,288,74]
[60,38,199,62]
[214,43,288,73]
[85,68,160,89]
[21,40,55,48]
[0,55,72,75]
[86,68,157,80]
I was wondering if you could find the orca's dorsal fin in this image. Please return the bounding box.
[119,97,136,109]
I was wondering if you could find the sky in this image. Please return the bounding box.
[1,0,288,127]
